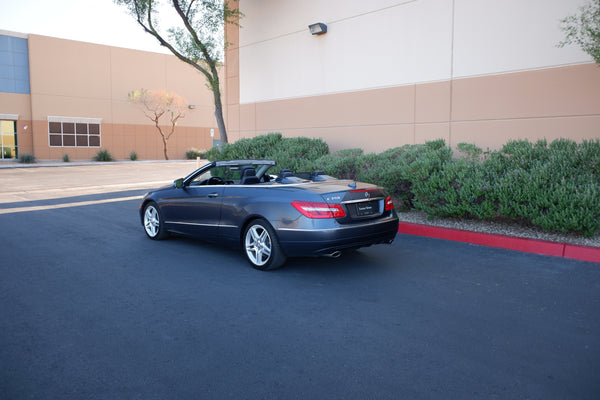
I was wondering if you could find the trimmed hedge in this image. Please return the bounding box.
[206,133,329,172]
[206,134,600,237]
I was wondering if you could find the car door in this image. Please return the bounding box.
[161,185,225,238]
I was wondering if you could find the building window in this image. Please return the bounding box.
[48,116,102,147]
[0,34,30,95]
[1,119,18,159]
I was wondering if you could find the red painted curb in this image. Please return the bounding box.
[563,244,600,263]
[398,222,600,264]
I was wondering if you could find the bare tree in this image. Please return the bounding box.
[128,89,187,160]
[115,0,242,144]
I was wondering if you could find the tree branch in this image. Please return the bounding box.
[131,0,214,82]
[172,0,215,69]
[186,0,196,18]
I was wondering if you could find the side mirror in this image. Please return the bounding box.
[174,178,184,189]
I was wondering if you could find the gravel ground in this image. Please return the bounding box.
[397,210,600,248]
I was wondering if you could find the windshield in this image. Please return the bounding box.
[189,162,274,185]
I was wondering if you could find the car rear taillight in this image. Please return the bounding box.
[385,196,395,211]
[291,201,346,219]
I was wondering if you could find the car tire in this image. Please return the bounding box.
[243,219,287,270]
[143,202,168,240]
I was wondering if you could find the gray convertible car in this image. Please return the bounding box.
[140,159,399,270]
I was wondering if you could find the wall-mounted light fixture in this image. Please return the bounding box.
[308,22,327,35]
[188,105,196,110]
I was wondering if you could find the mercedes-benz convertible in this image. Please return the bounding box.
[140,160,399,270]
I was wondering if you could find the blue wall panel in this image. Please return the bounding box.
[0,35,30,94]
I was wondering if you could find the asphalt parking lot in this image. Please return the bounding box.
[1,162,599,400]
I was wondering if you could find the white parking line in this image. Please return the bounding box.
[0,195,143,215]
[0,181,170,204]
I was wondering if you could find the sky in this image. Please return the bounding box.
[1,0,180,53]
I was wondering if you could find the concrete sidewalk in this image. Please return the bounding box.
[0,160,199,203]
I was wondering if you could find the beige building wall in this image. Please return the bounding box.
[1,32,218,161]
[226,0,600,153]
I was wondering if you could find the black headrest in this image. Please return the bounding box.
[241,175,260,185]
[240,166,257,177]
[280,169,293,177]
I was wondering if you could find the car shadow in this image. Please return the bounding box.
[282,248,394,274]
[163,234,398,277]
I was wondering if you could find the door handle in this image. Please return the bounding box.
[208,192,219,198]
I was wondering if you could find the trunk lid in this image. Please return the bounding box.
[317,181,391,223]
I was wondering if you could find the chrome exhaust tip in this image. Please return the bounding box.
[325,250,342,258]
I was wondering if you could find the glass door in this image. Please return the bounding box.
[0,120,17,159]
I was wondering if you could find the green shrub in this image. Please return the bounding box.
[270,136,329,172]
[185,148,205,159]
[208,134,599,237]
[491,139,600,236]
[408,138,599,237]
[18,154,36,164]
[456,142,484,162]
[370,142,452,210]
[577,139,600,175]
[206,133,284,161]
[93,149,114,162]
[63,154,70,162]
[345,137,598,237]
[413,158,497,219]
[130,151,138,161]
[206,133,329,172]
[315,148,364,180]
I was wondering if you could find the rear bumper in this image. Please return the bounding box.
[275,215,399,257]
